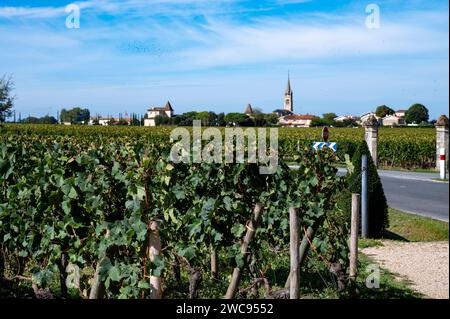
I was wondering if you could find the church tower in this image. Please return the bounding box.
[284,73,293,113]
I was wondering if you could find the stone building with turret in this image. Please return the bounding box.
[144,101,174,126]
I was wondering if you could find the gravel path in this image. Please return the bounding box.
[362,241,449,299]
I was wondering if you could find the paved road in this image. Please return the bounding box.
[340,168,449,221]
[291,166,449,222]
[377,171,449,222]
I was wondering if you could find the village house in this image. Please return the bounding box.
[395,109,407,118]
[144,101,174,127]
[382,114,406,127]
[89,116,132,126]
[278,114,316,127]
[89,116,111,126]
[334,115,355,122]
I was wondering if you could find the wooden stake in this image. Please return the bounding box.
[89,260,105,299]
[225,203,263,299]
[289,207,299,299]
[89,229,109,299]
[210,248,218,279]
[149,220,162,299]
[285,218,323,288]
[349,193,360,281]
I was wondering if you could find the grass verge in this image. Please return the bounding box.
[383,208,449,242]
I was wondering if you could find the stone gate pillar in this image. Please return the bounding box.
[435,115,449,171]
[363,115,379,167]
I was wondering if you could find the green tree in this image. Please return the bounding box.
[22,116,40,124]
[310,117,328,127]
[216,113,226,126]
[131,113,141,126]
[375,105,395,118]
[322,112,337,125]
[40,115,58,124]
[0,75,14,123]
[224,113,250,126]
[264,113,279,126]
[154,115,164,126]
[196,111,212,126]
[342,118,358,127]
[253,113,267,126]
[60,107,90,124]
[22,115,57,124]
[405,104,429,124]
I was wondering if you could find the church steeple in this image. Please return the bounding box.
[284,72,293,113]
[285,72,292,95]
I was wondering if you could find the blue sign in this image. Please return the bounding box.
[313,142,337,151]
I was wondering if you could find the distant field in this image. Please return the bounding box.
[1,124,436,169]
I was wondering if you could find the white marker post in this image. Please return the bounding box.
[440,148,446,180]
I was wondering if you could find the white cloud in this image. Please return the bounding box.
[0,6,64,18]
[175,14,448,67]
[0,0,232,19]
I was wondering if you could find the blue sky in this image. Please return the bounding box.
[0,0,448,119]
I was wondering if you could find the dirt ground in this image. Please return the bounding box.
[362,240,449,299]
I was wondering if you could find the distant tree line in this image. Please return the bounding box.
[60,107,90,124]
[310,113,359,127]
[154,111,279,127]
[21,115,58,124]
[310,103,433,128]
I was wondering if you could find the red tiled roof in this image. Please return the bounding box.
[283,114,316,120]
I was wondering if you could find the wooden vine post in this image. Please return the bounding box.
[349,193,360,281]
[284,217,323,288]
[210,248,218,279]
[57,253,68,298]
[149,220,162,299]
[289,207,299,299]
[89,229,110,299]
[225,203,263,299]
[89,260,106,299]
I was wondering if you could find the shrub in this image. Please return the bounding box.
[340,141,389,238]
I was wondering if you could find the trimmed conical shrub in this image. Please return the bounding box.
[342,141,389,238]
